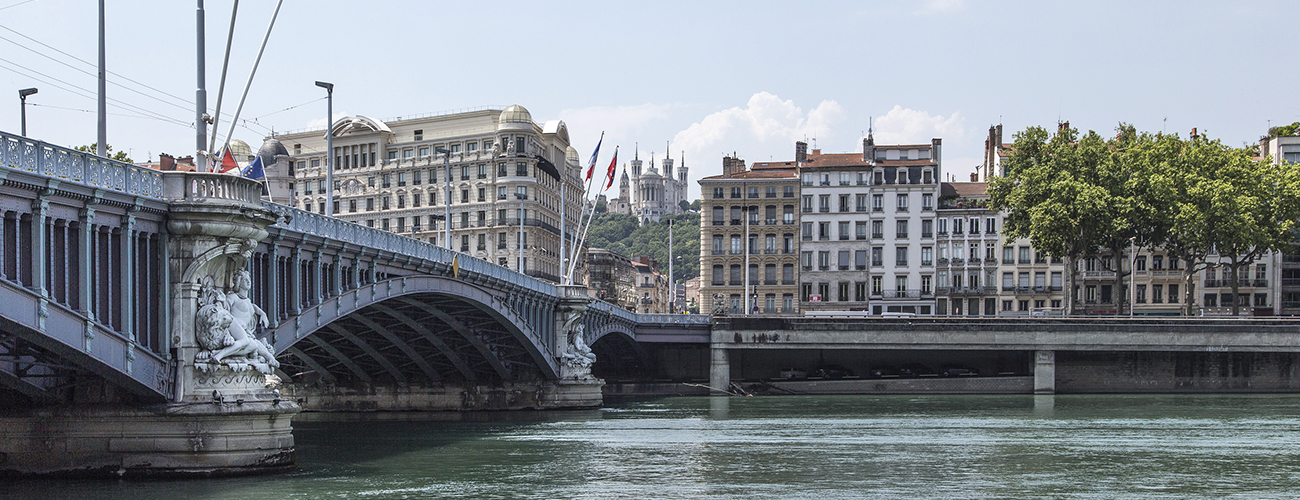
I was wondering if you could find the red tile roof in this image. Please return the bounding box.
[941,182,988,197]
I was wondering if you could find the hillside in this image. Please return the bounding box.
[583,211,700,283]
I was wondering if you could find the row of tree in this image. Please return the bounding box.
[988,124,1300,316]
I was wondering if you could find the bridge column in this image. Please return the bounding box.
[31,193,48,298]
[1034,350,1056,395]
[77,206,96,322]
[311,250,323,305]
[290,247,302,315]
[549,285,603,407]
[710,347,731,395]
[266,238,278,327]
[332,254,343,297]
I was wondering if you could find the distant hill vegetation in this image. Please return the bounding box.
[585,211,700,283]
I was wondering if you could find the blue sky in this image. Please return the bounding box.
[0,0,1295,200]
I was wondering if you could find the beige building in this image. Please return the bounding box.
[699,154,801,315]
[272,105,585,283]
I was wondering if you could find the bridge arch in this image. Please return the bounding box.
[271,276,558,385]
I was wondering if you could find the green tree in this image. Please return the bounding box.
[594,199,607,213]
[689,199,701,211]
[990,125,1131,315]
[75,143,133,163]
[580,211,701,283]
[679,199,691,213]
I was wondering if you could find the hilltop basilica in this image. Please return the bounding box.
[607,145,689,223]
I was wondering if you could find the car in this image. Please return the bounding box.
[778,368,807,380]
[811,365,854,379]
[940,366,979,377]
[870,365,900,378]
[900,363,938,378]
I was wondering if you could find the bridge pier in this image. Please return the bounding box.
[1034,350,1055,394]
[709,346,731,395]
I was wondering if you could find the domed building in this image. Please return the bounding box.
[270,104,586,284]
[607,144,689,223]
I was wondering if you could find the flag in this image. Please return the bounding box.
[603,147,619,191]
[217,147,239,173]
[585,133,603,182]
[241,156,265,179]
[452,255,460,278]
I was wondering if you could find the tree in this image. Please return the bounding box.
[75,143,133,163]
[581,211,701,282]
[679,200,691,213]
[594,199,607,213]
[689,199,701,211]
[989,125,1131,315]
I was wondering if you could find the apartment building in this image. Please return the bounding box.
[797,134,944,315]
[273,105,585,283]
[699,154,800,314]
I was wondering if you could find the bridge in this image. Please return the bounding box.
[0,130,707,476]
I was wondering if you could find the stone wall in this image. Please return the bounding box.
[1058,351,1300,393]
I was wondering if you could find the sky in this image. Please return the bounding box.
[0,0,1296,201]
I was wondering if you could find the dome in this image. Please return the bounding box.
[566,146,580,163]
[498,105,532,124]
[258,137,289,166]
[228,139,253,161]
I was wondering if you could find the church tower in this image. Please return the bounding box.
[630,143,642,204]
[619,168,629,201]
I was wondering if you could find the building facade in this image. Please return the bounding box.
[587,247,637,312]
[797,135,944,315]
[272,105,585,283]
[699,154,800,315]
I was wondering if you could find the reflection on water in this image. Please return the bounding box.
[12,394,1300,499]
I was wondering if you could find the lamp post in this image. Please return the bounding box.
[436,147,451,249]
[742,203,750,315]
[314,81,334,217]
[516,192,527,272]
[667,217,674,313]
[1129,236,1137,318]
[18,88,37,137]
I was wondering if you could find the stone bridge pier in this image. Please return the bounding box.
[0,168,299,477]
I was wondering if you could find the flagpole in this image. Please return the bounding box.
[565,133,602,282]
[570,146,616,284]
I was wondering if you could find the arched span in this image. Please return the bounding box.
[590,329,651,381]
[589,322,637,345]
[270,276,558,384]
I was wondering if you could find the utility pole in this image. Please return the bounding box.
[315,81,333,217]
[96,0,106,157]
[438,147,451,249]
[195,0,207,172]
[668,218,674,313]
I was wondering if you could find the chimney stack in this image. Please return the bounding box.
[970,172,978,182]
[795,141,808,163]
[159,153,176,171]
[1190,127,1199,139]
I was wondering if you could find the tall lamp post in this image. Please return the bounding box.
[436,147,451,249]
[667,217,674,313]
[18,88,37,137]
[314,81,334,217]
[742,203,750,315]
[1129,236,1137,318]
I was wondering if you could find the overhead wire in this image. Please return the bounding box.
[0,56,192,128]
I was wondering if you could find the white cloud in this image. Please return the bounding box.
[559,103,672,138]
[672,92,843,164]
[917,0,965,14]
[872,105,965,145]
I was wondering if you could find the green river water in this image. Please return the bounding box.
[10,394,1300,499]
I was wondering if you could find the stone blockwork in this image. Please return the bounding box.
[282,379,602,411]
[1057,351,1300,393]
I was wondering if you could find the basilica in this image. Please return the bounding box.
[607,145,689,223]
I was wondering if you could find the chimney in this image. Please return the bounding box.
[795,141,808,163]
[1190,127,1199,139]
[970,172,978,182]
[159,153,175,171]
[1058,121,1070,132]
[722,154,746,178]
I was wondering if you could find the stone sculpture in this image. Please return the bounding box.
[194,271,279,374]
[561,323,596,369]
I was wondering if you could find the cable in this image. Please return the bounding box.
[0,57,191,128]
[29,102,194,126]
[0,0,38,11]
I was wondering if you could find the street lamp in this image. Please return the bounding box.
[18,87,37,137]
[742,203,751,315]
[667,217,675,313]
[436,147,451,249]
[516,192,527,272]
[314,81,334,218]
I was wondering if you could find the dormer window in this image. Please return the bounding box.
[896,170,907,184]
[414,129,423,141]
[923,169,933,184]
[873,170,884,185]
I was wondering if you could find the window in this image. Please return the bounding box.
[922,219,933,238]
[802,222,813,240]
[856,194,868,212]
[802,195,813,213]
[1002,272,1014,290]
[839,194,851,212]
[477,188,486,202]
[712,235,724,254]
[872,220,884,239]
[896,194,908,211]
[922,275,932,294]
[478,164,487,179]
[855,282,867,301]
[922,193,933,210]
[839,172,852,186]
[1018,247,1030,264]
[783,234,794,253]
[818,222,830,240]
[1136,285,1147,303]
[839,221,850,240]
[397,195,406,209]
[730,265,742,285]
[855,250,867,270]
[922,247,933,266]
[784,186,795,197]
[517,162,528,176]
[801,251,813,270]
[382,197,391,210]
[896,246,908,266]
[1135,256,1147,271]
[872,194,884,211]
[838,250,850,270]
[731,187,742,198]
[1152,255,1164,270]
[819,195,830,213]
[348,199,357,213]
[712,266,724,285]
[766,186,777,198]
[969,218,979,234]
[871,247,883,267]
[748,187,759,198]
[938,218,948,234]
[872,276,883,295]
[856,221,867,240]
[783,264,794,284]
[818,251,830,270]
[953,218,964,235]
[766,234,777,253]
[896,220,908,238]
[784,205,794,223]
[1152,284,1164,303]
[765,264,777,285]
[986,217,996,234]
[731,235,743,254]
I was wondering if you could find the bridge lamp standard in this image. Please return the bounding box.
[516,192,527,272]
[436,147,451,249]
[742,202,750,315]
[18,87,37,137]
[667,217,674,314]
[314,81,334,218]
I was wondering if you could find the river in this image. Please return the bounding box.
[12,394,1300,499]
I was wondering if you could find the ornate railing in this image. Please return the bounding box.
[262,202,557,296]
[0,130,163,198]
[164,172,264,204]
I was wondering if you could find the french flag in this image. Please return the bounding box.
[585,132,603,182]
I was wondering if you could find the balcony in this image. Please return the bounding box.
[1284,278,1300,287]
[731,219,742,225]
[922,231,933,238]
[712,220,724,225]
[766,218,777,225]
[871,261,883,267]
[839,207,850,213]
[986,257,998,264]
[872,233,884,239]
[881,290,924,299]
[897,232,908,238]
[873,207,884,212]
[819,207,830,213]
